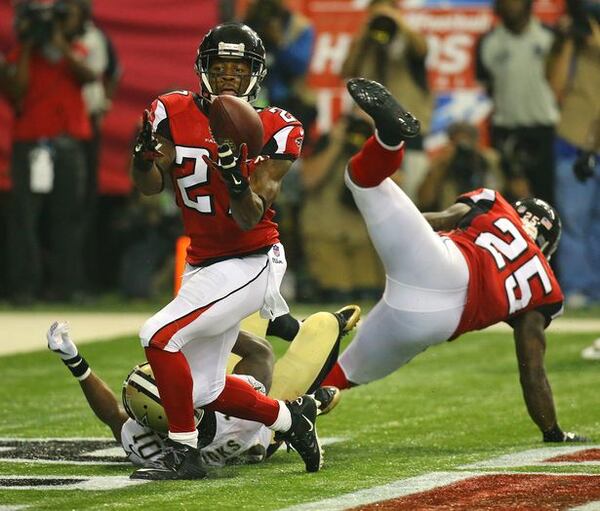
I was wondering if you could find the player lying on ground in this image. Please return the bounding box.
[322,78,588,444]
[46,306,359,468]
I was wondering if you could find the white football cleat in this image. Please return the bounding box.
[581,338,600,361]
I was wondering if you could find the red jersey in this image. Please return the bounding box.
[448,188,563,339]
[8,44,91,141]
[149,91,303,265]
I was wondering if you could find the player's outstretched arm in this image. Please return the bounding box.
[231,331,275,393]
[512,311,588,443]
[204,144,291,230]
[422,202,470,231]
[46,322,129,442]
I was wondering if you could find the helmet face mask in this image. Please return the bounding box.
[122,363,202,434]
[195,22,267,103]
[513,198,562,259]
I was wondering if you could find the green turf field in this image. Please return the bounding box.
[0,316,598,510]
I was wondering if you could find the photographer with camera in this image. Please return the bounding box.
[476,0,559,204]
[299,114,385,302]
[244,0,316,139]
[418,122,504,211]
[547,0,600,309]
[341,0,433,202]
[3,0,96,305]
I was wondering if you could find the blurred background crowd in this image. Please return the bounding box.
[0,0,598,308]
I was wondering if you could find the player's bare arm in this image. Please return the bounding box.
[232,157,291,231]
[231,331,275,392]
[78,372,130,441]
[512,310,559,435]
[205,144,292,231]
[46,322,128,442]
[512,311,587,442]
[422,202,470,231]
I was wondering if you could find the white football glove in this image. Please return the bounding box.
[46,321,78,360]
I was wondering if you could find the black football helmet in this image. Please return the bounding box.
[513,197,562,259]
[194,22,267,103]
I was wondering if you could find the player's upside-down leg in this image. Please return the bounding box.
[323,78,469,389]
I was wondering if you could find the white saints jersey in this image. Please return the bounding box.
[120,375,273,467]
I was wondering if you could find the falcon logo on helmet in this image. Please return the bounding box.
[122,363,203,434]
[513,197,562,259]
[194,22,267,103]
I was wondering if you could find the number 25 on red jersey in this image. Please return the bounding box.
[475,217,552,315]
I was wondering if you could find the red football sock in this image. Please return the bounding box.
[321,362,351,390]
[145,347,196,433]
[205,375,280,426]
[349,135,405,188]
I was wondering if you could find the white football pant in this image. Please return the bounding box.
[139,244,287,406]
[338,171,470,385]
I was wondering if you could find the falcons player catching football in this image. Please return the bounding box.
[322,78,589,444]
[129,22,319,479]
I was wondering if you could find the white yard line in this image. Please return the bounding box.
[0,475,147,491]
[486,318,600,333]
[0,312,149,356]
[461,445,600,469]
[570,503,600,511]
[0,311,598,357]
[277,471,600,511]
[277,471,481,511]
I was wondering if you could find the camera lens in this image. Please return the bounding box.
[367,15,397,45]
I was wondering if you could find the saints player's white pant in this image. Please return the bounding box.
[122,375,273,467]
[338,171,470,385]
[139,244,287,407]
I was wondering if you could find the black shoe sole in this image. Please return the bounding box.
[277,396,324,472]
[314,386,342,416]
[130,468,207,480]
[346,78,420,139]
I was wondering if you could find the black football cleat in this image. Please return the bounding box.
[334,305,361,337]
[130,438,208,480]
[314,386,342,416]
[265,439,284,459]
[275,395,323,472]
[562,432,591,442]
[347,78,420,145]
[543,431,591,443]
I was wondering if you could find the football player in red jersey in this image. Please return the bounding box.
[322,78,589,444]
[129,23,321,479]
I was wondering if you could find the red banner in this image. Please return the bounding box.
[0,0,218,194]
[238,0,564,137]
[1,0,565,191]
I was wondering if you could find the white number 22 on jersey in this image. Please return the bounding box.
[475,218,552,314]
[175,147,213,214]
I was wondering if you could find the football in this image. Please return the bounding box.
[209,95,264,158]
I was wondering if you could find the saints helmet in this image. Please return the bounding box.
[513,197,562,259]
[122,363,203,434]
[194,22,267,103]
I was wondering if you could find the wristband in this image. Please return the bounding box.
[62,354,91,381]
